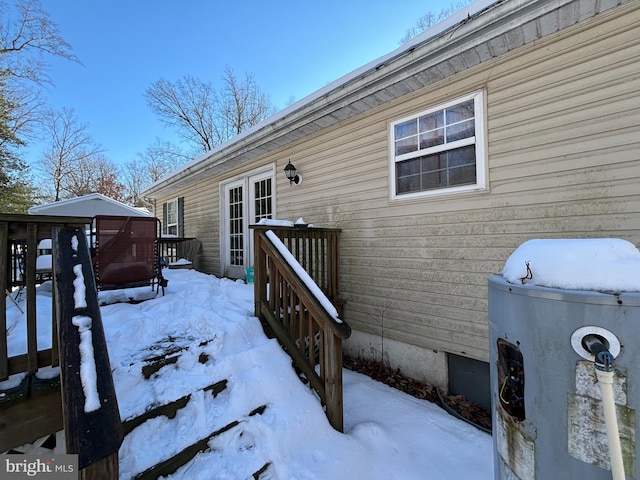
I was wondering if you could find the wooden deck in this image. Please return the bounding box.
[1,215,122,479]
[2,215,350,478]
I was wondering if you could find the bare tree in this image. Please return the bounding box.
[63,153,124,200]
[0,0,80,173]
[400,1,473,44]
[145,67,273,155]
[0,0,79,208]
[217,66,272,140]
[122,138,189,206]
[0,81,44,147]
[39,107,103,201]
[0,0,78,84]
[144,75,217,153]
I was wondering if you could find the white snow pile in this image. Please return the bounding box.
[257,217,314,227]
[502,238,640,292]
[257,218,294,227]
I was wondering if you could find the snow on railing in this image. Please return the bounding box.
[252,224,349,431]
[265,230,341,323]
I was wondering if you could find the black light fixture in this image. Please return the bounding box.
[284,160,302,186]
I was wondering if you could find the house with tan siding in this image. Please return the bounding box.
[142,0,640,407]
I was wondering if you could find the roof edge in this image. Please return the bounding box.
[144,0,618,198]
[142,0,501,198]
[29,193,152,217]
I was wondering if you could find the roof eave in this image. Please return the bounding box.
[143,0,617,198]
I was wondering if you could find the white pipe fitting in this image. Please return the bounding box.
[571,326,621,361]
[595,368,626,480]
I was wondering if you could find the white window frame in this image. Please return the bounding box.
[389,90,486,201]
[249,170,274,224]
[220,164,275,278]
[165,198,179,236]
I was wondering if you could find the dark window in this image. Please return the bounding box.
[396,145,476,194]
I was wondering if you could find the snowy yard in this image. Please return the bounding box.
[4,268,493,479]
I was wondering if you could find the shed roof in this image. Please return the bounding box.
[29,193,152,218]
[143,0,624,198]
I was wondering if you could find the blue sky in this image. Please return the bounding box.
[32,1,451,166]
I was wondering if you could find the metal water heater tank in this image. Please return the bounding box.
[489,275,639,479]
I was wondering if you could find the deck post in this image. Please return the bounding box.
[324,334,344,432]
[254,229,267,319]
[0,221,8,381]
[53,225,123,476]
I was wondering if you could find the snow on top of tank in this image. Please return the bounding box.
[502,238,640,292]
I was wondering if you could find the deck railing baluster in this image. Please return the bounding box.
[0,214,121,479]
[251,225,349,431]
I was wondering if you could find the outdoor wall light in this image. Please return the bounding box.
[284,160,302,186]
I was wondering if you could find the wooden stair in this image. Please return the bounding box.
[117,341,275,479]
[2,340,276,479]
[129,403,270,480]
[2,219,296,479]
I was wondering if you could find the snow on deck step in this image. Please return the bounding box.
[125,400,270,480]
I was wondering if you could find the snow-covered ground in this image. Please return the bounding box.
[3,268,493,479]
[7,236,640,478]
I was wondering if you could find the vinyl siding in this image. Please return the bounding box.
[275,4,640,362]
[156,179,219,274]
[153,2,640,363]
[155,158,276,276]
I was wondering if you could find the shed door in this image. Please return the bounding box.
[222,169,273,279]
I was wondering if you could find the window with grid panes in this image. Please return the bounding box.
[228,185,244,266]
[253,178,272,222]
[166,199,178,235]
[390,91,485,199]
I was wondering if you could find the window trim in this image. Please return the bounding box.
[219,164,275,277]
[224,179,246,268]
[166,198,178,235]
[389,90,487,201]
[249,169,274,224]
[162,197,183,237]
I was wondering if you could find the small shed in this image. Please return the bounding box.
[29,193,151,218]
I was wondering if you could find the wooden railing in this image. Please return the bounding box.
[1,214,122,479]
[1,214,92,381]
[53,225,123,477]
[252,225,350,431]
[251,224,341,306]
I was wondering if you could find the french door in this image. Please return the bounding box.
[222,168,274,278]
